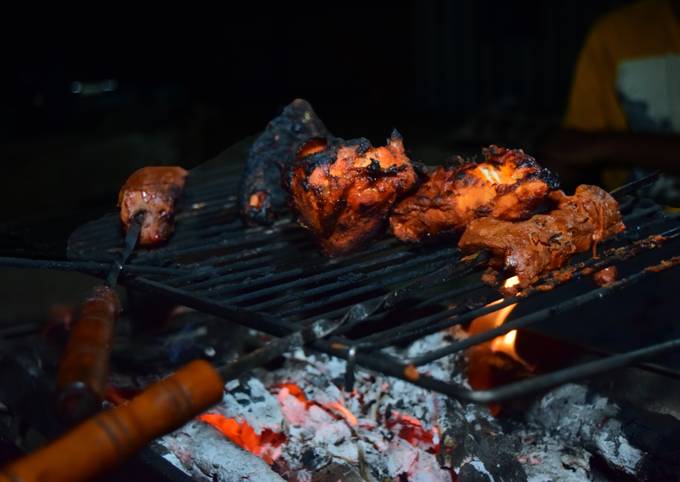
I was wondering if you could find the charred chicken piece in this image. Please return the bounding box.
[287,130,418,255]
[238,98,329,226]
[118,166,188,246]
[390,145,559,242]
[458,185,625,288]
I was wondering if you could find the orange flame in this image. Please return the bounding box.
[197,413,285,464]
[468,276,528,365]
[466,276,533,415]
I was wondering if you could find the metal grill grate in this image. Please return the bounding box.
[67,140,680,403]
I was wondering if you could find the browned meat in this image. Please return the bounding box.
[390,145,559,242]
[238,99,329,226]
[458,185,625,287]
[593,266,618,286]
[286,130,418,255]
[118,166,188,246]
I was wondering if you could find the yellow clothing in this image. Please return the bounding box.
[564,0,680,132]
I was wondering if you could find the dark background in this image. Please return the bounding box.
[1,0,626,261]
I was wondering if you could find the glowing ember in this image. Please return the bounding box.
[386,411,440,453]
[327,401,358,426]
[274,382,358,427]
[197,378,442,474]
[197,413,285,464]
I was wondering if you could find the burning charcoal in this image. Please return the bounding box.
[301,447,331,471]
[457,459,494,482]
[436,398,527,481]
[526,383,680,481]
[219,378,285,433]
[160,420,284,482]
[307,460,366,482]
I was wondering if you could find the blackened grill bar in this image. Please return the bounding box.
[65,141,680,404]
[355,224,680,350]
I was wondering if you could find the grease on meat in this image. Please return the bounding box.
[287,130,418,255]
[458,185,625,288]
[118,166,188,246]
[390,145,559,242]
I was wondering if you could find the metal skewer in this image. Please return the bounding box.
[55,214,143,423]
[0,316,345,482]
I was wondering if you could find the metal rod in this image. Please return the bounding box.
[359,227,680,349]
[610,170,661,198]
[106,217,142,288]
[0,257,188,276]
[406,260,674,366]
[314,336,680,404]
[217,317,344,380]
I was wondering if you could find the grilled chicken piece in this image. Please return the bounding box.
[287,130,418,255]
[459,185,625,288]
[238,99,329,226]
[118,166,188,246]
[390,145,559,242]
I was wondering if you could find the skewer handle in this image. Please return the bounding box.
[56,285,120,423]
[0,360,224,482]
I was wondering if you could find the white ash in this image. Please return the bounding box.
[465,457,495,481]
[216,377,284,434]
[154,327,669,481]
[515,434,592,482]
[159,420,284,482]
[525,384,644,477]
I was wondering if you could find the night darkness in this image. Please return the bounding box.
[2,1,625,254]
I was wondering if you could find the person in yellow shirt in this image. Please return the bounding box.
[543,0,680,202]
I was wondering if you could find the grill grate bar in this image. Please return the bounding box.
[232,248,458,310]
[353,224,680,349]
[186,238,406,293]
[164,243,296,285]
[64,142,680,405]
[314,335,680,404]
[405,257,676,366]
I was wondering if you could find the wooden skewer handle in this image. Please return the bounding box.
[0,359,224,482]
[56,285,120,422]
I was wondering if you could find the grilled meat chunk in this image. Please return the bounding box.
[287,130,418,255]
[238,98,329,226]
[118,166,188,246]
[390,145,559,242]
[593,266,618,286]
[458,185,625,288]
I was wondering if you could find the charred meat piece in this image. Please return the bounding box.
[287,130,418,255]
[593,266,618,286]
[390,145,559,242]
[459,185,625,288]
[118,166,188,246]
[238,98,329,226]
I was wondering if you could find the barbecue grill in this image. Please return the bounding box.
[55,137,680,406]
